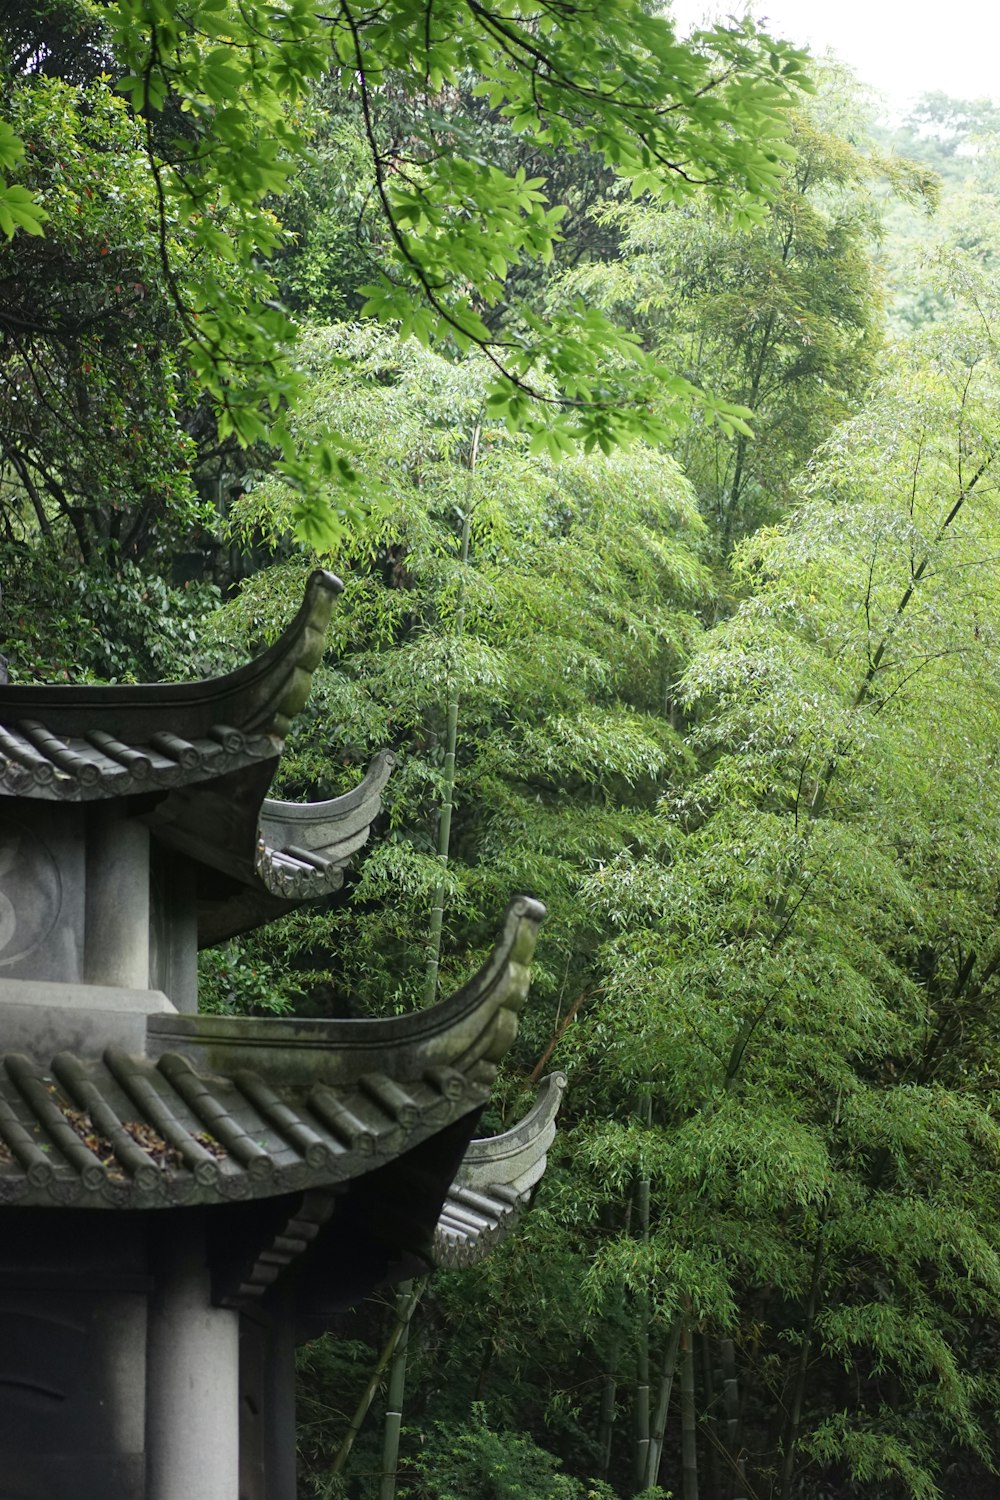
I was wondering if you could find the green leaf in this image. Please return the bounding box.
[0,179,48,237]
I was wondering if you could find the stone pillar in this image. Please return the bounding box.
[149,850,199,1012]
[166,873,199,1012]
[84,811,150,988]
[237,1297,298,1500]
[146,1226,240,1500]
[266,1292,299,1500]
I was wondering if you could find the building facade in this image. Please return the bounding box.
[0,571,561,1500]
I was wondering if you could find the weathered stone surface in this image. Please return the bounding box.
[0,977,175,1012]
[192,749,398,946]
[0,804,85,982]
[84,812,151,989]
[0,977,175,1063]
[434,1071,567,1269]
[0,1286,147,1500]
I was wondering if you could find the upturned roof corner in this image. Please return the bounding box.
[147,895,547,1091]
[0,569,343,800]
[435,1072,567,1269]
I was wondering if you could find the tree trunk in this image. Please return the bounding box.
[680,1317,699,1500]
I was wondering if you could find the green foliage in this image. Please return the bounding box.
[0,65,219,564]
[562,66,922,555]
[11,23,1000,1497]
[214,326,709,1037]
[571,305,1000,1495]
[197,943,302,1015]
[877,113,1000,335]
[884,92,1000,178]
[5,0,815,545]
[274,82,383,324]
[216,281,1000,1497]
[864,92,1000,337]
[1,0,112,84]
[409,1412,620,1500]
[0,545,220,682]
[208,327,712,1500]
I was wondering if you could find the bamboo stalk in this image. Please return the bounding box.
[680,1316,699,1500]
[633,1096,652,1494]
[699,1333,722,1500]
[329,1280,423,1478]
[644,1314,682,1491]
[718,1335,747,1499]
[778,1221,826,1500]
[634,1186,651,1491]
[598,1350,620,1480]
[423,422,480,1007]
[379,1279,420,1500]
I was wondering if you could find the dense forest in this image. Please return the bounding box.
[4,2,1000,1496]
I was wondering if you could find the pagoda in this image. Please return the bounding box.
[0,570,563,1500]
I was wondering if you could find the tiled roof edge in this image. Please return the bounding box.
[432,1072,567,1270]
[0,1046,490,1211]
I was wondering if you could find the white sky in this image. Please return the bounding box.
[669,1,1000,116]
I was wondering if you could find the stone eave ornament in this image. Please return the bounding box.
[434,1070,567,1269]
[196,747,398,946]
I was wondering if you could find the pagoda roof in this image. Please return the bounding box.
[0,570,397,943]
[434,1071,566,1270]
[0,575,565,1315]
[0,898,545,1213]
[0,569,341,800]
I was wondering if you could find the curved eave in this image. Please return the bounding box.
[0,571,341,799]
[458,1070,567,1194]
[153,896,546,1086]
[0,907,548,1214]
[433,1073,567,1270]
[254,751,397,902]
